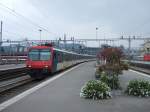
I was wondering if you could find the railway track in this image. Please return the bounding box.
[122,60,150,74]
[0,67,32,93]
[0,67,27,81]
[130,66,150,75]
[129,61,150,75]
[0,75,32,93]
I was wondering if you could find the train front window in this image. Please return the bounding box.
[40,49,51,61]
[29,49,51,61]
[29,49,39,61]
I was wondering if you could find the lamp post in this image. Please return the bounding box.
[96,27,98,40]
[0,21,3,64]
[96,27,100,47]
[39,29,42,44]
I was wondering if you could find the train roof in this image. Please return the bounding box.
[29,45,95,57]
[53,48,95,57]
[30,45,51,49]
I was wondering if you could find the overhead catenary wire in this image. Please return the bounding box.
[0,9,39,37]
[0,3,59,37]
[3,30,27,37]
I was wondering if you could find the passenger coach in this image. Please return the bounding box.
[26,44,94,79]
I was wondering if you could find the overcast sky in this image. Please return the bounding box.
[0,0,150,47]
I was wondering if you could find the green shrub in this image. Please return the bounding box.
[80,80,112,99]
[121,62,129,70]
[95,65,107,79]
[95,70,106,79]
[108,75,120,89]
[100,71,108,83]
[97,65,106,73]
[126,79,150,97]
[95,68,101,79]
[100,73,120,89]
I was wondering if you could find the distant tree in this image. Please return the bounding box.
[100,47,124,65]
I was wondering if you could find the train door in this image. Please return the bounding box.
[52,50,58,73]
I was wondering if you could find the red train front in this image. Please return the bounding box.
[144,54,150,61]
[26,45,54,79]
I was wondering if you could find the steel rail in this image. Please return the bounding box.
[0,67,27,81]
[0,75,32,93]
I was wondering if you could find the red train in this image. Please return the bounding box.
[144,54,150,61]
[26,44,94,79]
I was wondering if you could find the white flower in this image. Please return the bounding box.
[80,92,84,97]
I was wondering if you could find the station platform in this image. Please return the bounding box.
[0,62,150,112]
[0,64,25,71]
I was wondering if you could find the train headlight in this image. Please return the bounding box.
[28,65,31,68]
[45,65,48,68]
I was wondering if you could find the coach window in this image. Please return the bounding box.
[58,53,62,62]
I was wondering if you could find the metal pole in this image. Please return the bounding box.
[128,36,131,61]
[39,29,42,44]
[64,34,66,50]
[96,27,98,47]
[99,40,100,48]
[96,28,98,40]
[0,21,2,43]
[73,37,74,52]
[0,21,3,64]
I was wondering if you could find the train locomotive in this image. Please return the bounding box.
[26,44,94,79]
[144,54,150,61]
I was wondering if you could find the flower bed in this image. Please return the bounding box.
[126,79,150,97]
[80,80,112,99]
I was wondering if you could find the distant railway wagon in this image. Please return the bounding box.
[0,45,27,56]
[144,54,150,61]
[26,44,94,79]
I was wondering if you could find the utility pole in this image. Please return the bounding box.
[72,37,75,52]
[96,27,98,40]
[39,29,42,44]
[128,36,131,61]
[64,34,66,50]
[96,27,98,47]
[58,37,61,49]
[121,35,135,61]
[0,21,3,64]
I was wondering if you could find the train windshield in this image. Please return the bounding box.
[29,49,51,61]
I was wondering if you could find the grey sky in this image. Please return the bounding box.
[0,0,150,47]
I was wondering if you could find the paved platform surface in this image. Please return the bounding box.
[0,64,25,71]
[0,62,150,112]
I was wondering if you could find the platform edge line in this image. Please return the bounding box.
[129,69,150,78]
